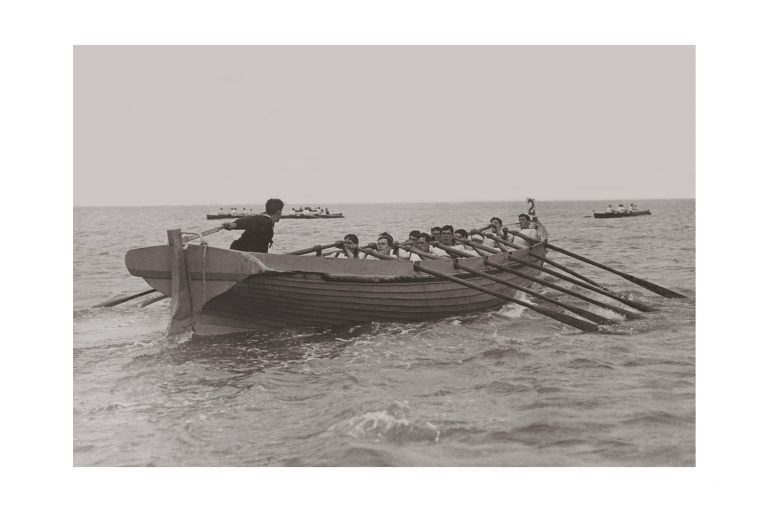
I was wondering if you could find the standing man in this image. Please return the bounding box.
[223,198,284,253]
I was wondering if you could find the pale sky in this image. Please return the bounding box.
[74,45,694,206]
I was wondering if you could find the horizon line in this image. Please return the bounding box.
[74,197,695,208]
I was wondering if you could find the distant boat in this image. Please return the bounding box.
[280,212,344,219]
[593,209,651,219]
[206,208,344,220]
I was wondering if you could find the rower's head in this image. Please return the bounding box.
[430,226,442,240]
[377,232,393,253]
[490,217,503,229]
[405,229,420,248]
[416,232,432,252]
[440,225,455,245]
[343,233,359,248]
[265,198,285,223]
[455,228,469,240]
[518,213,531,229]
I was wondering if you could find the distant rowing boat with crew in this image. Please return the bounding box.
[101,199,686,337]
[593,209,651,219]
[207,207,344,220]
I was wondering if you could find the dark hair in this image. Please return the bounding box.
[408,229,421,238]
[265,198,285,214]
[378,232,393,245]
[455,229,468,238]
[344,233,359,245]
[441,225,454,234]
[431,226,442,232]
[418,232,431,241]
[518,214,531,221]
[490,216,502,225]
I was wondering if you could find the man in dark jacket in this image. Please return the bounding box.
[223,198,284,252]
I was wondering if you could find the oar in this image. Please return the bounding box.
[434,243,621,324]
[412,262,599,333]
[510,230,687,298]
[485,233,610,291]
[286,242,339,256]
[140,293,169,307]
[95,288,159,308]
[436,242,642,320]
[457,237,653,313]
[181,225,225,244]
[358,247,399,260]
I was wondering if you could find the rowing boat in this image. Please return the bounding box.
[279,213,344,219]
[206,212,344,220]
[124,230,547,336]
[593,210,651,219]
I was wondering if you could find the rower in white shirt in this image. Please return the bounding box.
[509,214,543,248]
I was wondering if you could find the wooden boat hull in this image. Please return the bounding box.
[125,242,547,336]
[593,210,651,219]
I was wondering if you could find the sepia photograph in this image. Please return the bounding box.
[74,45,695,467]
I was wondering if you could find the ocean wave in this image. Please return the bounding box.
[564,358,615,370]
[331,402,440,443]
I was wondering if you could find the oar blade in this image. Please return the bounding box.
[622,274,687,298]
[94,288,158,307]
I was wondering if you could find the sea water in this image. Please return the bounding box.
[73,199,694,466]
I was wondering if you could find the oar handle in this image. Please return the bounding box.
[432,242,476,258]
[455,237,502,254]
[286,242,339,255]
[182,226,224,244]
[358,247,399,260]
[400,245,439,260]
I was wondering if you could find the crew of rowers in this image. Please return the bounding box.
[605,203,640,213]
[325,214,544,260]
[292,206,331,215]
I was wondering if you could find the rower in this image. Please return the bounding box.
[395,230,421,260]
[483,216,508,249]
[617,204,627,213]
[509,213,542,248]
[374,232,395,257]
[430,226,442,242]
[605,204,615,213]
[328,233,363,259]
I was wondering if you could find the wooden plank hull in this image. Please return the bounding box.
[125,243,547,336]
[593,210,651,218]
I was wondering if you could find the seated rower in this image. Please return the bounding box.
[617,204,627,213]
[327,233,363,259]
[395,230,421,260]
[430,226,442,242]
[410,232,436,261]
[509,213,542,248]
[432,225,456,258]
[605,204,615,213]
[374,232,395,257]
[482,216,508,249]
[454,229,472,251]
